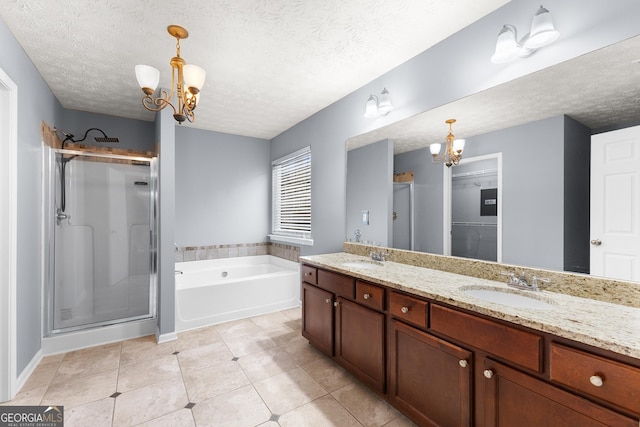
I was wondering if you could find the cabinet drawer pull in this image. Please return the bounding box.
[334,301,340,307]
[325,298,331,304]
[589,375,604,387]
[459,359,468,368]
[401,306,409,314]
[484,369,494,379]
[363,293,371,300]
[304,272,313,277]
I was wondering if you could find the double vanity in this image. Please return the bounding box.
[299,245,640,426]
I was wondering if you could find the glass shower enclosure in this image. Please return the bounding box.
[45,148,157,334]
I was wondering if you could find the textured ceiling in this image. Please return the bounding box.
[347,35,640,154]
[0,0,508,139]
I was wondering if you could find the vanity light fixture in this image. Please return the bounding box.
[430,119,465,167]
[490,5,560,64]
[135,25,206,124]
[364,88,394,118]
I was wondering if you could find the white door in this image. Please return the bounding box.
[0,66,17,402]
[590,126,640,281]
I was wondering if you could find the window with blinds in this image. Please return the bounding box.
[271,147,312,243]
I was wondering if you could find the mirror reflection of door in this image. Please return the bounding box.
[392,182,414,250]
[444,154,502,262]
[590,126,640,281]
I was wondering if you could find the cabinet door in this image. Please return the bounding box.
[301,283,333,356]
[389,319,473,427]
[483,359,637,427]
[335,297,385,393]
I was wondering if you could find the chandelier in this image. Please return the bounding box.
[429,119,466,167]
[135,25,206,124]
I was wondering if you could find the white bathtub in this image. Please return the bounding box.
[175,255,300,332]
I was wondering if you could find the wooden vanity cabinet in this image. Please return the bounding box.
[335,296,385,392]
[301,263,640,426]
[389,318,473,427]
[301,282,334,356]
[301,266,385,391]
[482,358,637,427]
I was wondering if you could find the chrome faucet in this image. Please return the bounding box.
[500,271,547,292]
[353,229,362,243]
[369,250,388,262]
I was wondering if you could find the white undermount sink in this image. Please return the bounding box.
[461,286,555,310]
[341,261,383,269]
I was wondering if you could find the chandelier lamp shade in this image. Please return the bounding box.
[490,5,560,64]
[364,88,394,118]
[135,25,206,124]
[430,119,465,167]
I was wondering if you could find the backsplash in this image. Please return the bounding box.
[344,242,640,308]
[175,242,299,263]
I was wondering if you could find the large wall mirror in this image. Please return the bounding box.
[346,35,640,283]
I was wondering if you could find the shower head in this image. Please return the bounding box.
[88,128,119,143]
[52,127,119,147]
[94,135,119,143]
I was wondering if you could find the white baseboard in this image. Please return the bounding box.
[156,329,178,344]
[42,318,156,356]
[13,349,43,398]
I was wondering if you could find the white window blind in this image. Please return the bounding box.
[271,147,311,241]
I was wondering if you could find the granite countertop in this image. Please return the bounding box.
[300,252,640,360]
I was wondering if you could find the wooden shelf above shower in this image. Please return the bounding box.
[393,171,413,182]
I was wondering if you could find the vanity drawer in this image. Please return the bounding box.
[317,269,355,298]
[430,304,542,373]
[301,265,317,285]
[550,343,640,414]
[390,292,428,329]
[355,281,385,311]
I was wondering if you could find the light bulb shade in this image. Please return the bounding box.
[364,95,379,118]
[525,6,559,49]
[490,25,520,64]
[377,88,393,114]
[430,143,442,156]
[184,64,206,91]
[452,139,465,153]
[135,64,160,92]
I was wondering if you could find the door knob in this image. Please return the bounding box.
[590,239,602,246]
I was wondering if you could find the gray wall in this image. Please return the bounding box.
[270,0,640,257]
[0,16,63,375]
[156,105,175,337]
[395,115,590,271]
[346,139,393,246]
[175,127,270,247]
[59,109,155,152]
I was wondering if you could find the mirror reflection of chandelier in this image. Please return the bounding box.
[429,119,465,167]
[134,25,206,124]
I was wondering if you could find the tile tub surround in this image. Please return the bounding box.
[344,242,640,308]
[300,251,640,360]
[175,242,300,263]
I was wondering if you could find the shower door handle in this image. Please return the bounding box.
[56,209,70,225]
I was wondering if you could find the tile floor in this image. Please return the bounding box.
[2,307,418,427]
